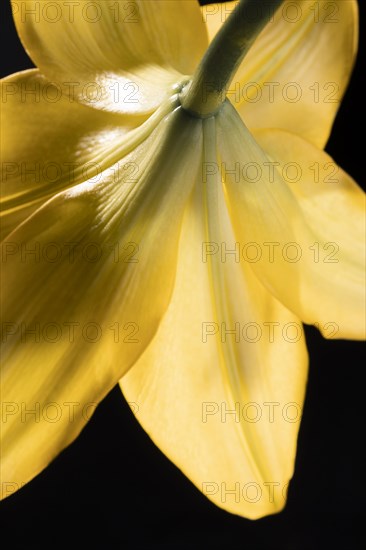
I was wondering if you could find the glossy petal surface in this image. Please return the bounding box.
[12,0,208,113]
[1,105,203,493]
[1,70,143,240]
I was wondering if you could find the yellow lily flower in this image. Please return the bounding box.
[1,0,364,520]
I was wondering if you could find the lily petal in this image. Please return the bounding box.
[0,105,203,496]
[203,1,358,148]
[219,102,365,340]
[11,0,208,114]
[1,70,144,241]
[121,122,308,518]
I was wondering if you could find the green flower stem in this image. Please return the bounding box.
[181,0,285,117]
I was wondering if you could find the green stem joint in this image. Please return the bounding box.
[180,0,285,118]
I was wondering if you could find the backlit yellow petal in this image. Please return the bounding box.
[203,1,358,147]
[2,0,363,516]
[0,70,144,240]
[0,104,203,496]
[219,102,365,339]
[11,0,208,114]
[253,128,366,339]
[121,117,308,518]
[201,1,235,42]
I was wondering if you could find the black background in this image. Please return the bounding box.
[1,1,364,548]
